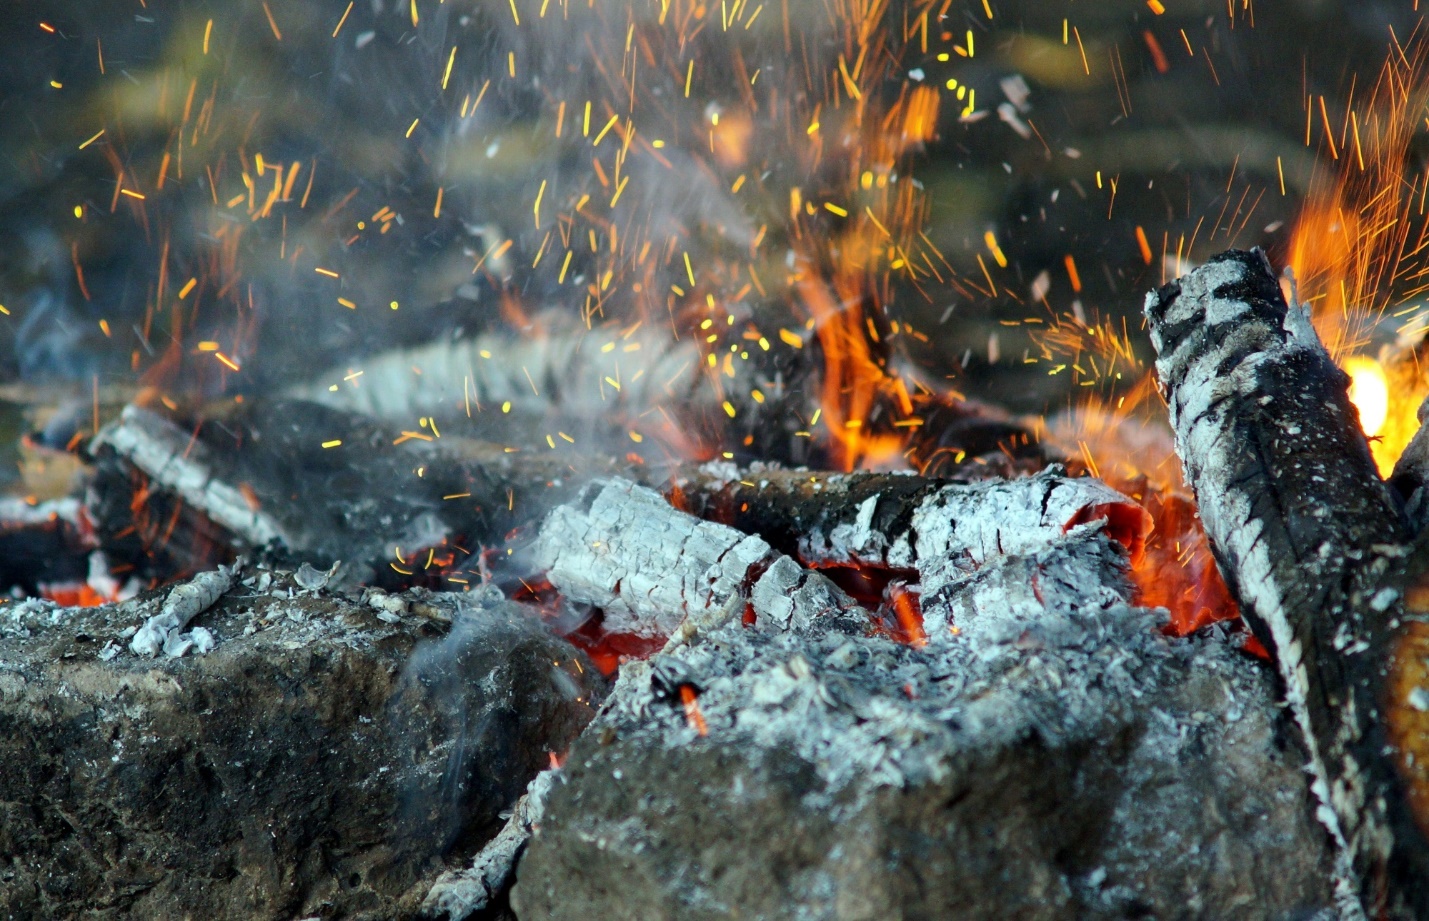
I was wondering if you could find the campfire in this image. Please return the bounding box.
[9,1,1429,919]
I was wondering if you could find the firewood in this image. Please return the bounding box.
[532,477,871,641]
[1144,248,1429,919]
[85,399,631,586]
[0,496,96,596]
[91,404,287,549]
[671,463,1148,627]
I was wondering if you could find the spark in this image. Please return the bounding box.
[78,129,105,150]
[332,2,354,37]
[442,47,457,90]
[261,2,283,40]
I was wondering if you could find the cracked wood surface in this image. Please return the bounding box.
[532,477,870,640]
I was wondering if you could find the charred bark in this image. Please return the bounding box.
[1144,248,1429,918]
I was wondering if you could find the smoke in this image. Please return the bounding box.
[386,586,604,859]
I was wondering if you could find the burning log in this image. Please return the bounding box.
[672,462,1148,602]
[0,570,605,919]
[0,496,98,598]
[1144,248,1429,918]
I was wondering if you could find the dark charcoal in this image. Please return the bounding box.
[511,532,1334,920]
[0,574,605,920]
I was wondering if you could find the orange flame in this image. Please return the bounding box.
[1287,28,1429,475]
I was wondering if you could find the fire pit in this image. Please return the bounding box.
[6,0,1429,919]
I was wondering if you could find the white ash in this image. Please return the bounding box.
[0,597,65,638]
[422,767,561,920]
[927,526,1138,649]
[130,565,235,657]
[534,478,866,639]
[590,530,1163,798]
[516,525,1333,917]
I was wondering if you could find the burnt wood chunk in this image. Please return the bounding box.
[0,573,604,919]
[85,400,630,587]
[511,530,1335,920]
[532,477,872,641]
[671,463,1149,611]
[1144,248,1428,918]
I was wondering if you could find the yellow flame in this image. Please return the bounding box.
[1345,356,1389,439]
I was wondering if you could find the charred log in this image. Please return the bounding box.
[671,463,1148,631]
[1144,248,1429,918]
[0,497,96,595]
[85,399,632,587]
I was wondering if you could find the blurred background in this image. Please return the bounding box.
[0,0,1423,493]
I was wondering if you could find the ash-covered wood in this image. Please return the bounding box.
[532,477,870,640]
[511,528,1335,920]
[673,463,1147,632]
[1144,248,1425,918]
[0,496,96,594]
[91,404,287,549]
[421,768,558,919]
[0,571,605,919]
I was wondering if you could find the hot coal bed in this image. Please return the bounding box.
[9,1,1429,920]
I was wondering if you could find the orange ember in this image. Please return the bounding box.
[1123,485,1239,636]
[40,583,113,608]
[887,583,927,648]
[1043,393,1242,640]
[679,684,709,736]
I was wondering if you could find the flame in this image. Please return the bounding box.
[1042,390,1241,638]
[1286,27,1429,476]
[1345,355,1390,439]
